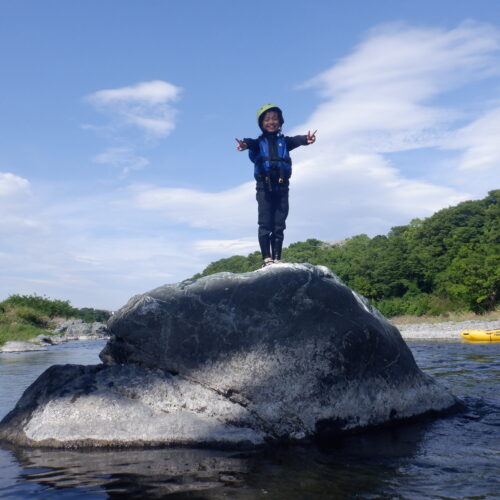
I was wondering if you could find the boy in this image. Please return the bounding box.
[235,104,316,266]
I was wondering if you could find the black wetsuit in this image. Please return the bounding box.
[243,132,308,260]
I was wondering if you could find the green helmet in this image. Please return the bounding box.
[256,104,284,129]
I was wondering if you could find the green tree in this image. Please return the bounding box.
[436,245,499,312]
[192,190,500,316]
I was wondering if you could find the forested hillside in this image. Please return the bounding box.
[194,190,499,317]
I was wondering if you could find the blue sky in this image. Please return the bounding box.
[1,0,500,310]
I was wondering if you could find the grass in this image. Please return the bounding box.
[0,323,52,346]
[0,303,58,347]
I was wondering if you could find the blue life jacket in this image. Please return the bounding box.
[249,134,291,181]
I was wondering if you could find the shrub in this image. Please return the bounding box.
[374,297,407,317]
[0,294,79,318]
[77,307,111,323]
[0,323,49,346]
[403,294,432,317]
[14,306,48,327]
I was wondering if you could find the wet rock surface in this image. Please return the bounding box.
[0,264,457,448]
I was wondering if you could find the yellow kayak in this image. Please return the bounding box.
[460,329,500,342]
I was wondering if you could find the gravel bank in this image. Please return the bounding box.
[394,319,500,341]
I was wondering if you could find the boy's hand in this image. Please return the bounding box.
[235,138,248,151]
[306,130,317,144]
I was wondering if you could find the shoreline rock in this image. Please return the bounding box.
[0,341,48,353]
[0,264,458,448]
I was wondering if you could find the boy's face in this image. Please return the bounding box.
[261,111,281,133]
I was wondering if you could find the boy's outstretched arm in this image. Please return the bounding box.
[307,130,317,144]
[235,138,248,151]
[286,130,318,151]
[235,137,259,151]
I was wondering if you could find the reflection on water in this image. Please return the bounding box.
[0,340,498,499]
[465,352,498,363]
[2,423,428,499]
[11,447,248,498]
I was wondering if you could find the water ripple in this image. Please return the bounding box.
[0,340,498,499]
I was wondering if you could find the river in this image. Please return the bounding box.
[0,339,498,499]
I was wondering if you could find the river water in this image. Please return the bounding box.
[0,339,498,499]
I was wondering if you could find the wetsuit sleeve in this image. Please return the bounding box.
[243,138,260,152]
[285,135,308,151]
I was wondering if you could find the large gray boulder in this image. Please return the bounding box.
[0,264,457,448]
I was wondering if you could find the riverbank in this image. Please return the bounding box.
[0,320,109,352]
[393,318,500,340]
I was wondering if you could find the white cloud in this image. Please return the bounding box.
[90,80,180,105]
[0,176,205,309]
[93,147,150,175]
[0,172,43,232]
[306,22,499,99]
[297,21,500,154]
[87,80,182,137]
[286,153,467,241]
[443,106,500,173]
[194,238,258,255]
[0,172,30,197]
[130,182,256,233]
